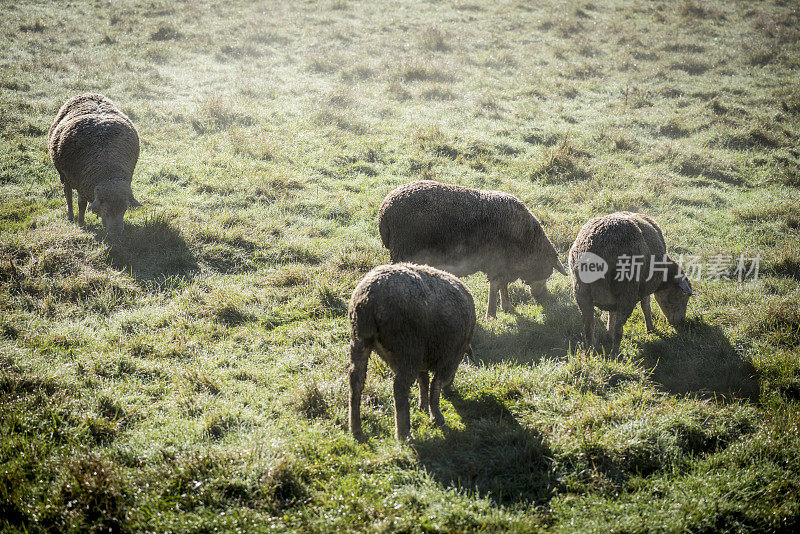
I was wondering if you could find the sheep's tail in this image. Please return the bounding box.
[351,302,378,341]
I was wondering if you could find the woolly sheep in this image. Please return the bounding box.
[568,212,693,355]
[48,93,142,235]
[377,180,567,319]
[348,262,476,440]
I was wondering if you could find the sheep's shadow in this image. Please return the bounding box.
[90,214,199,288]
[411,391,559,506]
[635,319,760,401]
[472,287,582,365]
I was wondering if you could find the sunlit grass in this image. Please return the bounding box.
[1,0,799,531]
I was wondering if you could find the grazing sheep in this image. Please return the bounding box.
[48,93,142,235]
[377,180,567,319]
[348,263,476,440]
[568,212,693,355]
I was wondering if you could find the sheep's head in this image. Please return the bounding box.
[520,244,568,296]
[654,273,693,326]
[90,182,143,235]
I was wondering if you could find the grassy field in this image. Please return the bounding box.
[1,0,799,531]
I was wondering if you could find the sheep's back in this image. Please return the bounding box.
[628,213,667,260]
[378,181,538,271]
[349,263,475,348]
[569,213,652,300]
[48,94,139,191]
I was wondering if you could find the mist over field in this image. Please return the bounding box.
[1,0,799,531]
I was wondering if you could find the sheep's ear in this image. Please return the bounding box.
[554,258,568,276]
[677,274,692,295]
[129,195,143,208]
[88,199,100,213]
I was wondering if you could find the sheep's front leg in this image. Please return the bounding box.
[63,184,74,222]
[486,280,500,319]
[640,296,654,333]
[606,311,616,334]
[499,282,513,313]
[77,195,88,225]
[393,373,415,440]
[348,339,370,440]
[418,371,430,413]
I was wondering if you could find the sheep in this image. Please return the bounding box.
[377,180,567,320]
[348,262,476,440]
[568,211,693,355]
[48,93,142,235]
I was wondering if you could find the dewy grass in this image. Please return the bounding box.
[1,0,800,531]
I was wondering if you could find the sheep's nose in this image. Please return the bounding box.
[106,219,125,236]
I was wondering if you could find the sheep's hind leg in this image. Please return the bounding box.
[640,296,655,333]
[348,338,370,440]
[429,358,460,428]
[610,303,636,357]
[486,280,500,319]
[393,372,415,440]
[576,288,595,352]
[418,371,430,413]
[63,184,74,222]
[77,195,88,225]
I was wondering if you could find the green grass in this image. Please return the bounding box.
[1,0,800,531]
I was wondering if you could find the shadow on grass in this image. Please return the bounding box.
[411,391,558,506]
[472,289,583,365]
[636,319,760,401]
[93,213,199,287]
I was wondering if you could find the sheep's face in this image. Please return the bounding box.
[654,274,693,326]
[521,252,568,290]
[90,183,143,236]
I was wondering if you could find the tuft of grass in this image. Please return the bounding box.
[717,124,786,150]
[228,129,276,161]
[205,411,240,440]
[56,454,128,532]
[418,27,450,52]
[533,136,591,183]
[150,24,182,41]
[397,62,452,83]
[194,95,255,131]
[315,283,348,317]
[734,202,800,230]
[294,381,329,419]
[185,369,222,395]
[674,152,741,184]
[745,291,800,348]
